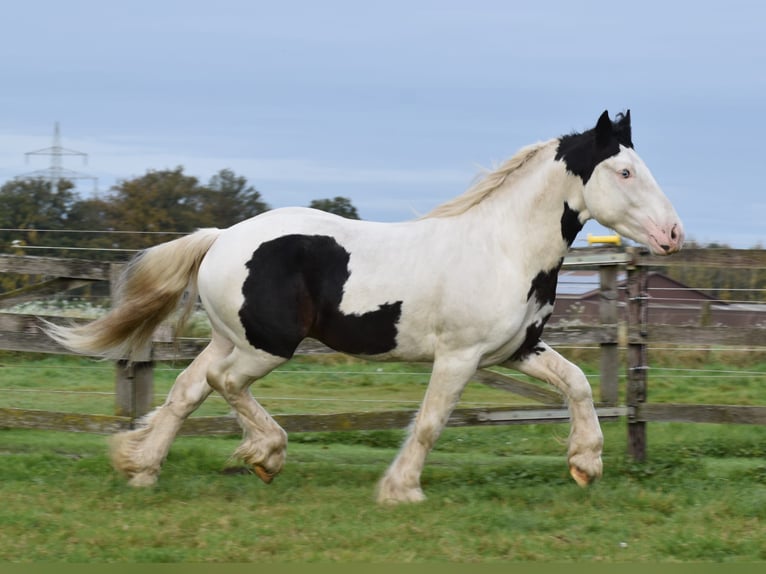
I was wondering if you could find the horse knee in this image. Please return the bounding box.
[570,379,593,403]
[557,364,592,402]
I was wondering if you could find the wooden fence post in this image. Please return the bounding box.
[110,263,154,422]
[599,263,619,406]
[626,248,648,461]
[115,360,155,420]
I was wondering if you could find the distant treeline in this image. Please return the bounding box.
[661,261,766,303]
[0,167,359,261]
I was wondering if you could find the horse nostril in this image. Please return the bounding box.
[670,226,678,241]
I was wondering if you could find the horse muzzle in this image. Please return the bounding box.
[648,222,684,255]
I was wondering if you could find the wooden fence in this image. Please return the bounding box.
[1,248,766,461]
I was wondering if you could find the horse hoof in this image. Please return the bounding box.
[569,465,593,488]
[253,465,275,484]
[376,478,426,504]
[378,491,426,505]
[127,472,158,488]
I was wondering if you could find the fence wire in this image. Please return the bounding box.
[2,238,766,416]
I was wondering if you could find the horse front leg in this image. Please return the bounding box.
[377,351,479,504]
[503,342,603,486]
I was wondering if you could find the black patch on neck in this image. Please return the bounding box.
[561,202,583,247]
[239,234,402,358]
[555,111,633,185]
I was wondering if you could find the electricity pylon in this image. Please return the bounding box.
[16,122,98,193]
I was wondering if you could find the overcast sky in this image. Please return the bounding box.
[1,0,764,247]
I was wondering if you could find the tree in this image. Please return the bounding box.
[205,169,269,227]
[0,178,80,288]
[71,167,270,255]
[0,169,268,250]
[308,196,360,219]
[64,196,121,260]
[0,178,78,248]
[101,167,209,251]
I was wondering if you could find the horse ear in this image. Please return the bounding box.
[595,110,612,148]
[615,109,634,148]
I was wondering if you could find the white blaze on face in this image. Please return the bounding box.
[585,146,684,255]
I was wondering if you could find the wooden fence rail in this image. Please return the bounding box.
[1,248,765,461]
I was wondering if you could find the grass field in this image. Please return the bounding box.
[1,350,765,562]
[3,347,765,415]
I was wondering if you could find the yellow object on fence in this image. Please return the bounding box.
[587,233,621,246]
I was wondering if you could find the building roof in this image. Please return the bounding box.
[556,270,717,302]
[556,270,625,297]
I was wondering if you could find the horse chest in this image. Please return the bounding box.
[479,262,561,365]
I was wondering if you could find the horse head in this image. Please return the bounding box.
[557,110,684,255]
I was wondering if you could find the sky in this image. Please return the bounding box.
[1,0,764,247]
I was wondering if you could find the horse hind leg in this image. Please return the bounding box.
[206,348,288,483]
[110,333,232,486]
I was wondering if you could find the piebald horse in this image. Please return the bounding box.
[49,111,683,503]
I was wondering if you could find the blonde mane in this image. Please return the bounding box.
[423,140,553,219]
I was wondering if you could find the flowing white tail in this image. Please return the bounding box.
[46,228,221,360]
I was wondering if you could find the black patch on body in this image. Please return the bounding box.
[512,258,564,362]
[510,319,549,362]
[560,202,583,247]
[555,110,633,185]
[239,234,402,358]
[526,258,563,307]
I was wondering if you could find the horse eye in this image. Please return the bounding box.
[620,169,631,179]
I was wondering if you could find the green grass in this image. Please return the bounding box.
[0,352,562,416]
[0,424,764,562]
[2,347,765,415]
[1,349,765,562]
